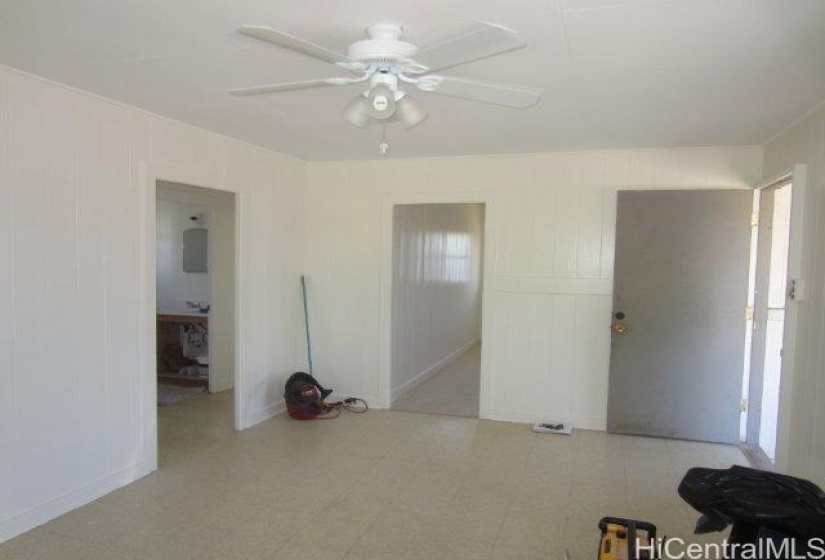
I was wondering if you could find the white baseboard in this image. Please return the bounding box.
[482,408,607,431]
[0,460,154,544]
[209,378,234,394]
[243,398,286,429]
[391,339,478,404]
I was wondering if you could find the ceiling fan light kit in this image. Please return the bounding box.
[366,84,396,119]
[395,96,428,129]
[230,20,542,151]
[343,95,371,129]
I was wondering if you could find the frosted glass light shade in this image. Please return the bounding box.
[395,97,427,128]
[343,95,370,128]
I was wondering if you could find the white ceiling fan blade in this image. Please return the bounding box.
[228,79,350,96]
[418,76,541,108]
[413,22,526,73]
[239,25,350,65]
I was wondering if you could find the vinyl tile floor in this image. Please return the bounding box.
[0,389,750,560]
[393,344,481,418]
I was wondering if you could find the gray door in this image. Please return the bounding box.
[607,190,752,443]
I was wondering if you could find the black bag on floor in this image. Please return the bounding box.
[284,372,333,420]
[679,465,825,558]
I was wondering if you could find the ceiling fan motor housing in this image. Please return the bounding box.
[348,24,418,62]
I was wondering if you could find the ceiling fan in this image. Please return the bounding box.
[229,22,543,129]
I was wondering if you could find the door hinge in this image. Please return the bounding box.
[751,212,759,227]
[788,278,804,301]
[746,306,754,321]
[740,398,749,412]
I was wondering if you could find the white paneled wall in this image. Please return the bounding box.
[391,203,484,400]
[0,65,305,542]
[305,148,762,426]
[763,103,825,486]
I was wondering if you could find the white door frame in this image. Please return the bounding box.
[750,164,807,472]
[377,191,496,416]
[139,161,243,472]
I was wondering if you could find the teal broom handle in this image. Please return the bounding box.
[301,275,313,376]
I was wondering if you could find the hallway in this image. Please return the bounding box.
[393,344,481,418]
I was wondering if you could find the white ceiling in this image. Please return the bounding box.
[1,0,824,161]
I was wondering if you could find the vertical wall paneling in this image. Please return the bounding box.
[0,65,305,543]
[555,156,581,278]
[306,147,763,428]
[0,65,14,522]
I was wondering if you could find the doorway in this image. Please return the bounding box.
[744,180,793,464]
[389,203,485,418]
[154,180,236,432]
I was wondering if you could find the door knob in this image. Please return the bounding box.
[611,322,627,334]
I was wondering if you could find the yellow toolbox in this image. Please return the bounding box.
[598,517,657,560]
